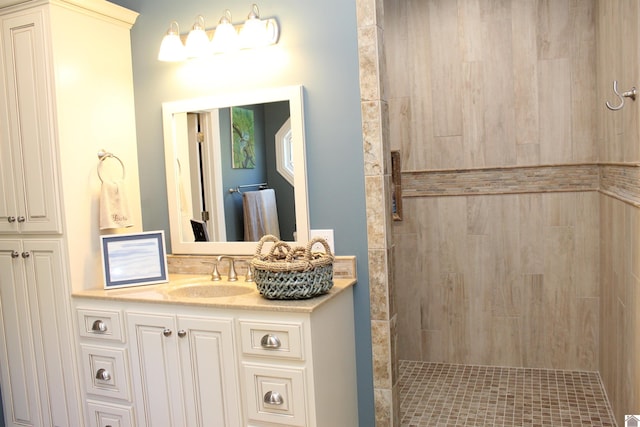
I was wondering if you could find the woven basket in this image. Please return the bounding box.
[250,234,334,300]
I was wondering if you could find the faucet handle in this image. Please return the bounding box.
[233,259,254,282]
[227,259,237,282]
[211,262,221,281]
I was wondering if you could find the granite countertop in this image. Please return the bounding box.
[72,274,356,313]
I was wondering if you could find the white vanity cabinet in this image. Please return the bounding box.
[126,310,242,427]
[73,280,359,427]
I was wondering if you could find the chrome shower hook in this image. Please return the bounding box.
[606,80,637,111]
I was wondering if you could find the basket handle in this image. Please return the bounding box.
[285,246,308,262]
[254,234,281,257]
[305,237,333,259]
[267,241,292,261]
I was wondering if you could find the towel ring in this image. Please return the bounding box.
[97,149,126,183]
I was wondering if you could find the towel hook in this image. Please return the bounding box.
[606,80,637,111]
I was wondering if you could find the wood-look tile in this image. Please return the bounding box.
[512,0,540,157]
[538,58,573,164]
[427,0,462,138]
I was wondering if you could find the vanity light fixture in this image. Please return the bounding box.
[157,4,279,62]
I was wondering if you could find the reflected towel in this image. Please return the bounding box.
[243,189,280,241]
[100,179,133,230]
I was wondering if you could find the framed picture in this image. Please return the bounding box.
[231,106,256,168]
[100,231,168,289]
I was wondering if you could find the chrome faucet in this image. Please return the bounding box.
[212,256,237,281]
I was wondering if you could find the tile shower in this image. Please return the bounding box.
[377,0,640,426]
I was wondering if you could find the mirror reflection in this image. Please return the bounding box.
[163,86,309,255]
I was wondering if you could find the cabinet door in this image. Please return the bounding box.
[0,9,61,234]
[0,240,42,426]
[178,316,241,427]
[0,240,77,427]
[127,312,185,427]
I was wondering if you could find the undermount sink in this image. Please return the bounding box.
[167,282,254,299]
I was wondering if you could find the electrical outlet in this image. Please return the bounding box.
[310,229,335,254]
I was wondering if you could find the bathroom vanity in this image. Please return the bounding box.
[73,274,358,427]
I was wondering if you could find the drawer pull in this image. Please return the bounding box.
[163,328,172,337]
[7,216,16,223]
[17,216,25,223]
[260,334,281,349]
[178,329,187,338]
[21,251,30,258]
[95,368,112,381]
[91,320,108,333]
[10,251,19,259]
[263,390,284,406]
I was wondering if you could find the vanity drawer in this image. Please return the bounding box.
[242,363,307,426]
[86,400,134,427]
[239,320,303,360]
[77,308,124,342]
[80,345,131,401]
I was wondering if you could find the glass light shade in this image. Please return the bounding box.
[158,22,186,62]
[239,4,268,49]
[211,11,239,53]
[185,16,210,58]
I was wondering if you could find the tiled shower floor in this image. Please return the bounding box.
[399,360,617,427]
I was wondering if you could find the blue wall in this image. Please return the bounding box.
[109,0,374,424]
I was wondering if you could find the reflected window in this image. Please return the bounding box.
[275,118,294,185]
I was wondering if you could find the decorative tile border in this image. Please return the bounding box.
[401,163,640,206]
[167,254,357,278]
[599,164,640,207]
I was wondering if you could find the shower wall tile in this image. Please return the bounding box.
[597,0,640,423]
[387,0,597,170]
[512,0,539,154]
[599,196,640,423]
[394,192,600,370]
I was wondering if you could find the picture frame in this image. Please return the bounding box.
[231,106,256,169]
[100,231,168,289]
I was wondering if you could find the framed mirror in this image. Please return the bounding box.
[162,85,309,254]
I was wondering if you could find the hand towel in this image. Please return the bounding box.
[100,179,133,230]
[243,189,280,241]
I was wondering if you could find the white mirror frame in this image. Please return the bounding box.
[162,85,309,255]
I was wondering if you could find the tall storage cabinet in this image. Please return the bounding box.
[0,1,142,426]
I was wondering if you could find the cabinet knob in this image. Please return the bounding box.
[17,216,25,223]
[21,251,30,258]
[177,329,187,338]
[260,334,281,349]
[10,251,19,259]
[263,391,284,406]
[7,216,15,223]
[95,368,111,381]
[91,320,108,333]
[162,328,172,337]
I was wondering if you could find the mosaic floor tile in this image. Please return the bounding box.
[399,360,617,427]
